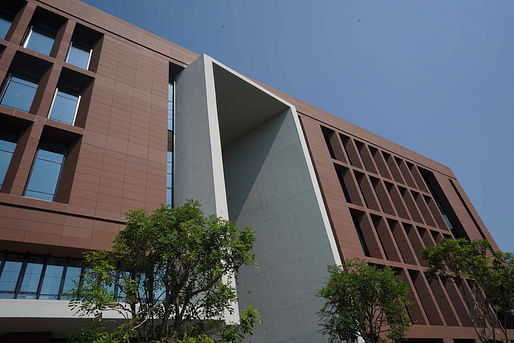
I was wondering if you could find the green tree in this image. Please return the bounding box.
[423,238,513,343]
[318,259,411,343]
[69,200,260,343]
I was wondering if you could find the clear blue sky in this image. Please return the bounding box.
[83,0,514,253]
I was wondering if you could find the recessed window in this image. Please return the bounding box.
[168,82,173,130]
[0,129,17,188]
[0,14,11,39]
[66,42,91,70]
[48,88,80,125]
[25,141,66,201]
[66,23,103,72]
[22,25,55,56]
[166,151,173,206]
[0,74,38,112]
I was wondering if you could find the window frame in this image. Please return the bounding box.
[66,41,92,70]
[47,87,81,126]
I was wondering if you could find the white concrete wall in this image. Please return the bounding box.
[175,55,340,341]
[174,55,228,219]
[223,109,337,342]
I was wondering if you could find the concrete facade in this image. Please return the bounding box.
[0,0,511,342]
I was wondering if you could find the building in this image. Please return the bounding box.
[0,0,510,342]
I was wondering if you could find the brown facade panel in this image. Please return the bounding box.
[355,140,377,174]
[388,219,418,265]
[340,133,363,168]
[369,146,392,179]
[0,1,508,341]
[370,215,401,262]
[409,270,444,326]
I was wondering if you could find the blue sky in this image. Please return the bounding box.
[83,0,513,252]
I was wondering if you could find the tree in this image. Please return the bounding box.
[318,259,411,343]
[69,200,260,343]
[423,238,513,343]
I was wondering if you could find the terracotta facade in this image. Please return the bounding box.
[0,0,510,342]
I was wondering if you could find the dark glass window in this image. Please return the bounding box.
[66,42,91,69]
[48,88,80,125]
[0,253,82,299]
[0,130,17,188]
[168,83,173,130]
[61,260,81,299]
[25,141,66,201]
[0,15,11,39]
[23,26,55,56]
[0,254,23,298]
[0,75,38,112]
[166,151,172,206]
[18,255,44,298]
[39,257,65,299]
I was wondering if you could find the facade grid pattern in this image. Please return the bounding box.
[0,0,509,342]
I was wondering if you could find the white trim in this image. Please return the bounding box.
[290,106,342,266]
[0,299,125,319]
[47,87,58,119]
[202,56,229,220]
[85,48,92,70]
[22,26,33,48]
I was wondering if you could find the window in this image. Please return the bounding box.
[0,14,11,39]
[66,42,91,70]
[61,260,82,299]
[0,253,82,299]
[0,74,38,112]
[25,141,66,201]
[39,257,65,300]
[0,254,23,298]
[0,129,17,188]
[22,25,55,56]
[18,255,44,299]
[166,151,173,206]
[48,88,80,125]
[168,82,173,130]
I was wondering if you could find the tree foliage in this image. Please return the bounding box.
[423,238,513,343]
[318,259,411,343]
[69,200,259,342]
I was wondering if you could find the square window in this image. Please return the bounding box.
[0,74,38,112]
[48,88,80,125]
[23,26,55,56]
[66,42,91,69]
